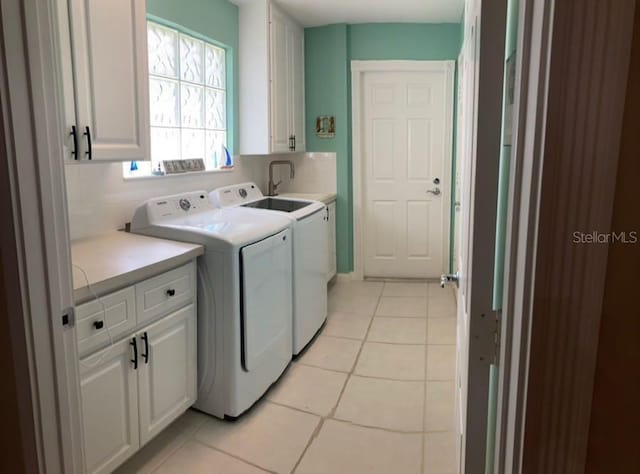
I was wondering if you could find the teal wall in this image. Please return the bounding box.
[349,23,462,60]
[305,23,463,273]
[147,0,239,153]
[305,25,353,272]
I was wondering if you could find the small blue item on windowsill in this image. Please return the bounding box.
[130,161,138,171]
[221,146,233,169]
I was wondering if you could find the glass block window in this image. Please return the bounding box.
[125,21,229,177]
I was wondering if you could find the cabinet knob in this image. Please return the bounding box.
[93,320,104,330]
[166,288,176,297]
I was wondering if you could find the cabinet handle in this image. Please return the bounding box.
[166,288,176,297]
[130,337,138,369]
[141,332,149,364]
[84,126,92,160]
[70,126,79,160]
[93,320,104,330]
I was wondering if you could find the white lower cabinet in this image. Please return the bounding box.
[327,201,337,281]
[138,304,197,445]
[76,262,197,474]
[79,337,140,474]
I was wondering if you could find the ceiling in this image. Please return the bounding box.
[231,0,464,27]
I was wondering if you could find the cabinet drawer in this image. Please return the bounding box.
[76,287,136,357]
[135,262,195,325]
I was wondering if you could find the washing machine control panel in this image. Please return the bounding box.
[179,198,192,211]
[143,192,215,222]
[211,182,264,208]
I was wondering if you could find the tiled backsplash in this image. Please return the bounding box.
[65,152,337,240]
[255,152,337,194]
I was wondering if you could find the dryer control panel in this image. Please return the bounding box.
[132,191,216,227]
[211,182,264,208]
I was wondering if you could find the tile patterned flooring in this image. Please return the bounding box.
[116,280,458,474]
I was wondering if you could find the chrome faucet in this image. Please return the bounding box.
[268,160,295,196]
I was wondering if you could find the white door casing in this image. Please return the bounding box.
[352,61,454,280]
[456,0,507,472]
[456,14,478,471]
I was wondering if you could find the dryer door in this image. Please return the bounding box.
[240,228,293,370]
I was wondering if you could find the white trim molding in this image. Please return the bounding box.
[1,0,82,471]
[351,60,455,281]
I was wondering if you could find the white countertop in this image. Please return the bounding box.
[71,231,204,304]
[277,192,337,204]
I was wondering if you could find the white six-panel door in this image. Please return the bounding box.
[359,64,454,278]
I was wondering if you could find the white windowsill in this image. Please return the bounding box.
[122,167,235,181]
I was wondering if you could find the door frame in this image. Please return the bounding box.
[456,0,508,470]
[495,0,637,472]
[1,0,83,472]
[351,60,455,280]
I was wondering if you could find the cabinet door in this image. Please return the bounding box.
[79,337,139,474]
[289,21,306,152]
[269,4,291,153]
[327,202,337,280]
[138,304,197,446]
[67,0,150,161]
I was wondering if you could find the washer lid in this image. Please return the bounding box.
[131,191,291,246]
[161,209,292,246]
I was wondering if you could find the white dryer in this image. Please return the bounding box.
[210,183,328,355]
[130,191,293,419]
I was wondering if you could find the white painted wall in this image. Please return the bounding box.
[64,152,337,240]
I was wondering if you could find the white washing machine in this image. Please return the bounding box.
[130,191,293,419]
[210,183,328,355]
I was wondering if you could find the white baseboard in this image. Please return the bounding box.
[335,272,357,283]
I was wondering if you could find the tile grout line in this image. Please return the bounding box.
[290,281,386,474]
[328,282,385,418]
[268,398,431,436]
[188,438,277,474]
[422,284,431,474]
[146,415,208,474]
[294,359,453,383]
[136,281,457,474]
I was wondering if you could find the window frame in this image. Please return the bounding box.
[124,17,233,179]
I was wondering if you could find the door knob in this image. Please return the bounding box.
[427,188,441,196]
[440,272,460,288]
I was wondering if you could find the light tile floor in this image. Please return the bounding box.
[117,280,458,474]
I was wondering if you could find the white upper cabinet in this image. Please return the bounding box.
[289,21,306,153]
[59,0,150,162]
[239,0,305,154]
